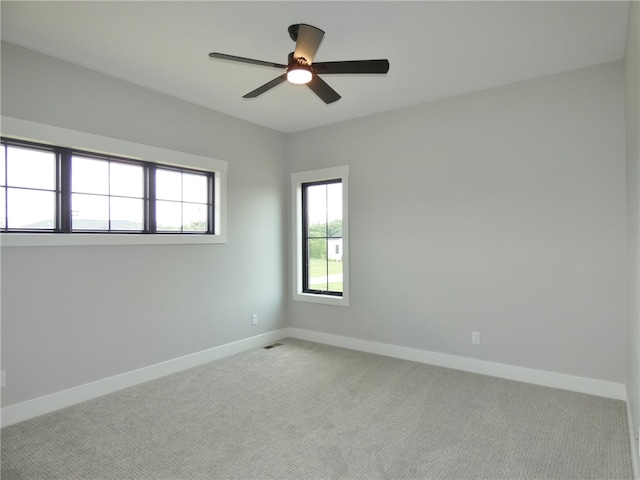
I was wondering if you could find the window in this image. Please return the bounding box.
[1,144,57,230]
[292,166,349,307]
[71,155,145,232]
[302,179,343,295]
[155,168,212,233]
[0,138,215,236]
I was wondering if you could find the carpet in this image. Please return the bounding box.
[1,338,633,479]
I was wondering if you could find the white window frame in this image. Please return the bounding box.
[0,116,227,247]
[291,165,349,307]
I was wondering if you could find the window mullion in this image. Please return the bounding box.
[208,173,215,234]
[325,188,330,291]
[59,148,72,233]
[107,160,112,231]
[147,163,157,233]
[180,172,184,233]
[1,143,7,233]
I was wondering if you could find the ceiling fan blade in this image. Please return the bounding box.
[243,74,287,98]
[307,75,341,104]
[209,52,287,69]
[293,24,325,65]
[313,60,390,75]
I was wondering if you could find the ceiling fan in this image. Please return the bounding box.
[209,24,390,104]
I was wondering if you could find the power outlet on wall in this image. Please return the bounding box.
[251,314,258,325]
[472,331,481,345]
[1,370,5,387]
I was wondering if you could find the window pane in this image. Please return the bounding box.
[0,187,6,228]
[72,193,109,230]
[183,202,207,232]
[327,183,342,223]
[183,173,207,203]
[328,243,343,293]
[305,184,328,237]
[72,157,109,194]
[308,238,328,291]
[307,245,344,293]
[308,221,327,238]
[7,147,56,189]
[156,200,182,231]
[110,163,143,198]
[110,197,144,231]
[0,152,6,186]
[7,188,55,229]
[156,169,182,201]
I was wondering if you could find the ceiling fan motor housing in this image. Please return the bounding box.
[288,24,300,42]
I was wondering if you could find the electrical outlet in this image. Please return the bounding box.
[472,331,480,345]
[1,370,5,387]
[251,314,258,325]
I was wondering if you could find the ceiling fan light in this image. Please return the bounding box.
[287,65,312,84]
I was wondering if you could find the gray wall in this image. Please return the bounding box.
[1,43,287,406]
[286,61,628,384]
[0,40,632,413]
[625,0,640,465]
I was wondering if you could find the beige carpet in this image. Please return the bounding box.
[1,338,633,479]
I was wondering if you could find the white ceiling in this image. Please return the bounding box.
[1,1,630,134]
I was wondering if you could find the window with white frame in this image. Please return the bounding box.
[0,117,227,248]
[292,165,349,307]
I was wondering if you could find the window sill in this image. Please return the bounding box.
[0,233,227,247]
[293,292,350,307]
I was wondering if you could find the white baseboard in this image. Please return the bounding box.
[1,329,288,427]
[2,327,627,428]
[627,391,640,480]
[286,327,626,400]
